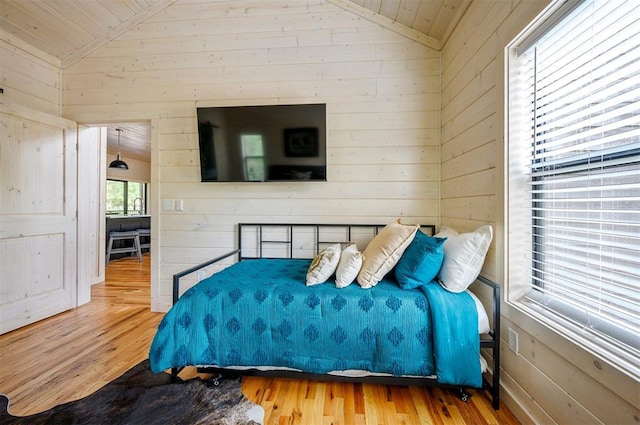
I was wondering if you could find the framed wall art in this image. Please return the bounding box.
[284,127,319,157]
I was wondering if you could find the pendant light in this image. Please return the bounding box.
[109,128,128,169]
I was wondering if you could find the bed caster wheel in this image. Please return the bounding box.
[458,388,471,402]
[211,373,222,386]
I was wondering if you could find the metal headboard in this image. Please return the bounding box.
[237,223,436,261]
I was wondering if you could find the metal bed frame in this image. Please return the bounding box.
[171,223,500,410]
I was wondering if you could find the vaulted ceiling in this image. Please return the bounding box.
[0,0,467,65]
[0,0,468,160]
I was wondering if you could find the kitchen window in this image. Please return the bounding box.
[106,179,147,215]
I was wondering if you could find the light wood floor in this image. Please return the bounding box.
[0,254,520,424]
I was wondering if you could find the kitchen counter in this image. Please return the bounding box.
[106,215,151,259]
[107,215,150,232]
[107,214,151,219]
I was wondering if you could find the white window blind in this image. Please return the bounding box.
[509,0,640,377]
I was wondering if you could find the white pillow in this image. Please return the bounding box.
[357,219,419,288]
[435,225,493,293]
[306,243,341,286]
[335,244,364,288]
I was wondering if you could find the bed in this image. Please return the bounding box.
[149,222,501,410]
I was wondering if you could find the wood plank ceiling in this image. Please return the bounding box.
[358,0,465,40]
[106,124,153,163]
[0,0,468,161]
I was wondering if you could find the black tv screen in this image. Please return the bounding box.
[196,103,327,182]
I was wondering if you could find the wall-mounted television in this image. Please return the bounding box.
[196,103,327,182]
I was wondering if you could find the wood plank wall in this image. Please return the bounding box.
[0,31,61,115]
[106,155,152,184]
[62,0,441,310]
[441,1,639,424]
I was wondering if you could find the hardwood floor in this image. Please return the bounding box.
[0,254,161,417]
[0,254,520,424]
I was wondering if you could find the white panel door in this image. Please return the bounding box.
[0,103,77,334]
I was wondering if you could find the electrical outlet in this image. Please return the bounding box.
[508,327,519,354]
[162,199,174,211]
[197,269,206,282]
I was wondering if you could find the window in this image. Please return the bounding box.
[241,134,265,181]
[507,0,639,378]
[106,180,147,215]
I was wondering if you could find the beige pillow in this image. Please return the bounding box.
[335,244,364,288]
[306,243,341,286]
[356,219,419,288]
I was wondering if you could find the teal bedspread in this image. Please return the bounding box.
[149,259,481,387]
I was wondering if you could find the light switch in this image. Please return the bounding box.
[175,199,184,211]
[162,199,174,211]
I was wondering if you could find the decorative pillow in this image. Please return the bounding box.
[394,231,446,289]
[306,243,341,286]
[335,244,364,288]
[356,219,419,289]
[436,225,493,293]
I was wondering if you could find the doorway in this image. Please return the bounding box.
[103,122,151,293]
[78,122,152,305]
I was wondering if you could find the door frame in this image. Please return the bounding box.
[77,125,107,305]
[75,118,159,310]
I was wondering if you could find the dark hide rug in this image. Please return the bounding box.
[0,360,264,425]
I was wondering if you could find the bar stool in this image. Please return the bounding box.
[137,228,150,252]
[106,231,142,263]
